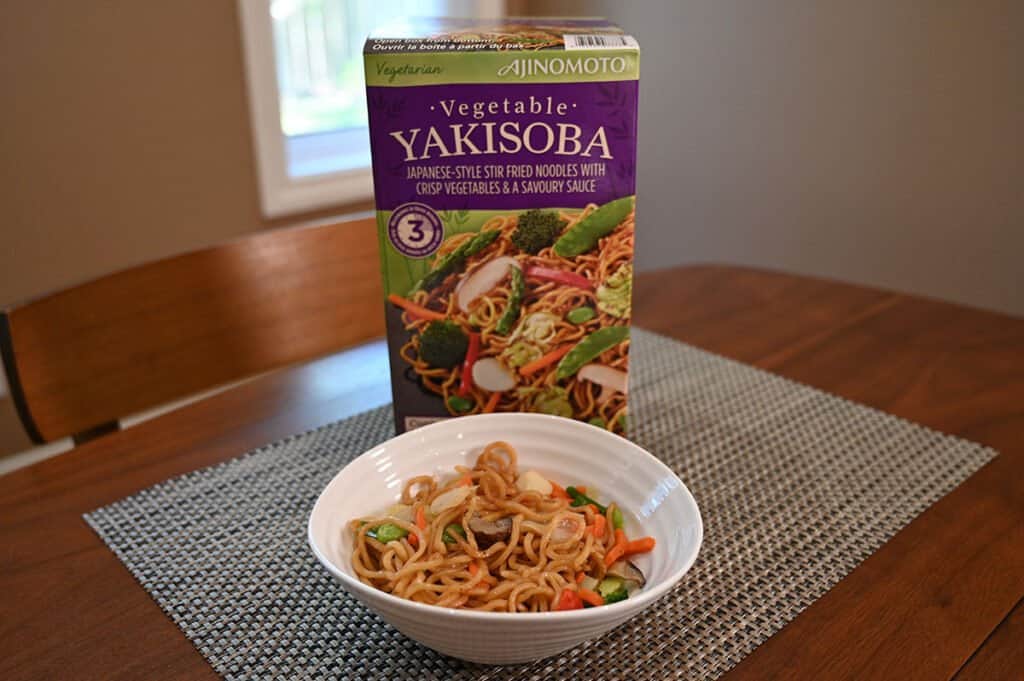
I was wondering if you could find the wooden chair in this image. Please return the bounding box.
[0,216,384,445]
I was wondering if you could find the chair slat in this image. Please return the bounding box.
[1,216,384,443]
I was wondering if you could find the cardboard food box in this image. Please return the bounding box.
[364,18,639,434]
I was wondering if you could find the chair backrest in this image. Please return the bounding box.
[0,216,383,445]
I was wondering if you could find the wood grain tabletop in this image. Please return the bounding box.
[1,265,1021,681]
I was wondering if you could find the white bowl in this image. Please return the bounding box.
[308,413,702,664]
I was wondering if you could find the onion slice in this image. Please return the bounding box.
[472,357,517,392]
[550,514,585,543]
[429,485,474,515]
[516,470,553,496]
[456,256,520,313]
[578,363,629,403]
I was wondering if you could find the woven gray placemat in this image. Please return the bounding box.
[84,329,996,681]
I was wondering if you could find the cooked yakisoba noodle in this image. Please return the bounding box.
[350,441,654,611]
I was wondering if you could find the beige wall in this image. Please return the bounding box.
[0,1,369,455]
[0,1,369,311]
[533,0,1023,316]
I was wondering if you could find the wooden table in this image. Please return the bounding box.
[2,265,1022,680]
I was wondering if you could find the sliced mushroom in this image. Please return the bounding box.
[468,515,513,547]
[606,559,646,588]
[472,357,517,392]
[577,364,628,404]
[456,256,520,313]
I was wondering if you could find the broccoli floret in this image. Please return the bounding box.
[511,210,566,254]
[417,321,469,369]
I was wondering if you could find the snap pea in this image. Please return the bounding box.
[552,196,634,257]
[556,326,630,379]
[495,266,524,335]
[566,486,607,515]
[442,523,467,544]
[612,507,624,530]
[412,230,500,292]
[447,395,474,413]
[566,306,597,325]
[373,523,408,543]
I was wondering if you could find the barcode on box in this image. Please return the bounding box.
[564,34,639,50]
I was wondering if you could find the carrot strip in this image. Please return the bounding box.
[407,533,419,548]
[557,588,583,611]
[549,480,571,500]
[578,588,605,608]
[519,344,573,376]
[458,473,473,487]
[576,486,587,495]
[468,561,479,576]
[415,506,427,530]
[575,571,586,584]
[482,391,501,414]
[622,536,656,556]
[604,528,629,566]
[387,293,446,321]
[590,514,607,539]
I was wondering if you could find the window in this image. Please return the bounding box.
[238,0,504,218]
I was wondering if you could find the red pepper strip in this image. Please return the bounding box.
[458,332,480,396]
[557,588,583,611]
[524,265,593,291]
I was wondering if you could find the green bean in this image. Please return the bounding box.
[495,266,524,335]
[553,196,634,257]
[556,326,630,379]
[413,230,500,292]
[566,306,597,325]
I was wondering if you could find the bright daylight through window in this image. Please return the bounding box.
[271,0,446,177]
[240,0,496,216]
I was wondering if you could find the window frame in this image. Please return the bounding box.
[237,0,505,218]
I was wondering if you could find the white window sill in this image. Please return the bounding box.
[238,1,376,218]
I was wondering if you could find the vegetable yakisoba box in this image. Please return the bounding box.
[364,18,638,435]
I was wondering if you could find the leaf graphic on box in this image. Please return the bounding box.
[608,122,632,140]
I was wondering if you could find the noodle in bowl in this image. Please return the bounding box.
[308,414,702,664]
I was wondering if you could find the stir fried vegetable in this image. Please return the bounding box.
[511,209,566,254]
[553,196,634,257]
[457,332,481,396]
[413,229,501,292]
[596,263,633,319]
[387,293,446,322]
[442,523,467,544]
[418,321,469,369]
[524,265,593,290]
[566,486,607,514]
[566,306,597,324]
[555,326,630,379]
[446,395,473,413]
[495,266,525,335]
[371,523,408,543]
